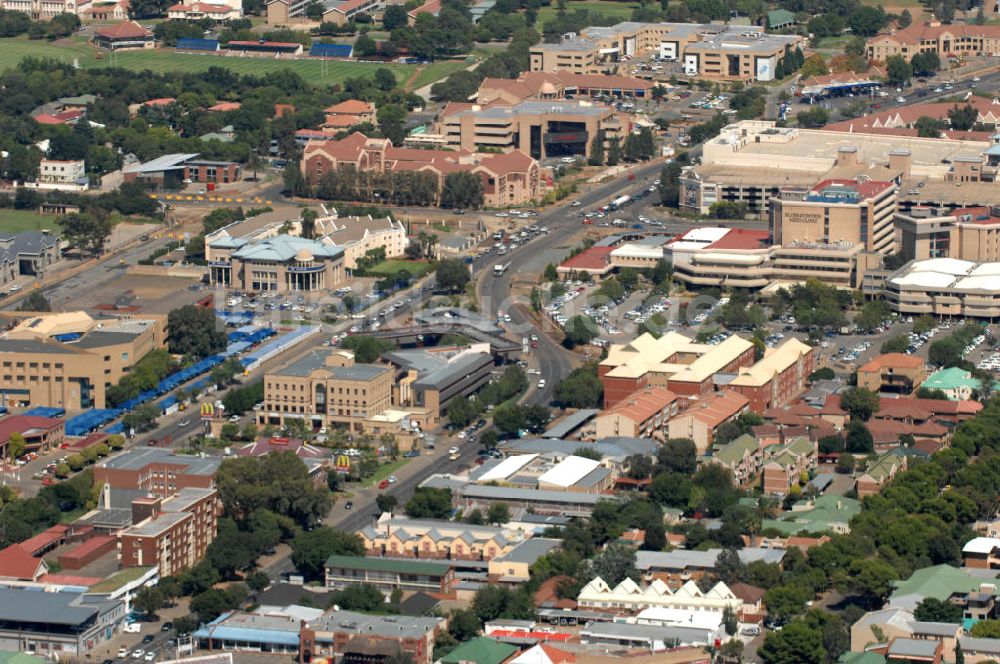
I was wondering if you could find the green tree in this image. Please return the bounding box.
[658,160,683,207]
[405,487,453,519]
[796,107,830,128]
[167,305,227,359]
[845,421,874,453]
[723,605,738,636]
[948,104,979,131]
[836,452,855,474]
[969,620,1000,638]
[886,55,912,85]
[487,502,510,525]
[133,586,165,618]
[6,433,26,463]
[246,570,271,593]
[642,521,666,550]
[553,365,603,408]
[758,621,825,664]
[60,212,112,256]
[840,388,880,421]
[910,51,940,77]
[589,543,638,586]
[562,315,598,348]
[354,34,378,57]
[914,597,963,623]
[17,292,51,312]
[440,172,484,209]
[880,335,910,354]
[340,335,395,363]
[290,527,364,581]
[436,258,470,292]
[898,8,912,27]
[383,4,407,29]
[587,130,606,166]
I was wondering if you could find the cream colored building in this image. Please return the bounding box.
[530,21,802,83]
[324,216,408,271]
[866,21,1000,63]
[433,99,626,160]
[258,349,394,433]
[207,234,345,293]
[879,257,1000,319]
[0,311,166,410]
[897,206,1000,263]
[359,516,523,561]
[578,576,743,613]
[769,175,899,255]
[681,120,992,217]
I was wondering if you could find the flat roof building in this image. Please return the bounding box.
[120,487,221,577]
[323,555,455,595]
[0,311,166,410]
[897,205,1000,264]
[876,257,1000,319]
[94,448,220,497]
[302,608,444,664]
[0,587,124,655]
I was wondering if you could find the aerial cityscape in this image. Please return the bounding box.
[0,0,999,663]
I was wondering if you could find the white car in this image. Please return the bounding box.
[132,650,145,660]
[118,648,129,658]
[538,379,546,389]
[448,446,460,455]
[8,284,21,293]
[387,475,397,484]
[457,431,466,439]
[896,96,906,103]
[528,369,541,375]
[570,201,581,207]
[145,653,156,662]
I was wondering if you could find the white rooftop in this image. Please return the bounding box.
[963,537,1000,555]
[477,454,538,482]
[610,244,664,259]
[537,455,601,487]
[635,607,724,631]
[683,227,731,243]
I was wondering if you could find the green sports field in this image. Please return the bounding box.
[537,0,640,26]
[0,210,62,234]
[368,259,436,278]
[0,36,468,89]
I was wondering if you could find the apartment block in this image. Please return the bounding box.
[857,353,927,394]
[963,537,1000,570]
[761,436,817,495]
[359,517,523,561]
[0,414,65,457]
[709,434,763,486]
[324,555,455,594]
[599,332,755,407]
[0,311,166,410]
[94,448,220,498]
[593,386,679,440]
[728,339,815,412]
[120,487,221,577]
[38,159,85,185]
[667,390,751,454]
[897,206,1000,263]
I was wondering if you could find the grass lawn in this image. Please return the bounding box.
[537,0,639,25]
[361,458,409,488]
[407,59,472,91]
[0,37,434,87]
[0,210,61,234]
[368,259,436,278]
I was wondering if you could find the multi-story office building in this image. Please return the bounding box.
[258,348,394,433]
[0,311,166,410]
[897,206,1000,262]
[301,609,444,664]
[866,21,1000,62]
[877,257,1000,319]
[681,120,993,217]
[0,587,125,655]
[769,176,899,255]
[206,234,345,293]
[384,345,495,417]
[433,99,626,160]
[529,21,803,83]
[120,487,221,577]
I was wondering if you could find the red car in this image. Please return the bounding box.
[42,477,55,486]
[379,479,390,489]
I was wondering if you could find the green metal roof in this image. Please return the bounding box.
[715,434,758,465]
[767,8,796,27]
[890,564,985,603]
[921,367,998,398]
[439,637,517,664]
[324,555,451,575]
[762,494,860,535]
[232,234,343,262]
[0,653,46,664]
[839,652,886,664]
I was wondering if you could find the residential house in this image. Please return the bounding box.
[964,537,1000,570]
[487,539,561,583]
[857,353,928,395]
[856,452,907,498]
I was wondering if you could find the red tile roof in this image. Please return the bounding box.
[407,0,440,18]
[811,178,894,200]
[38,573,104,586]
[66,432,109,450]
[324,99,374,115]
[33,110,83,125]
[143,98,176,107]
[477,150,536,176]
[95,20,151,39]
[323,114,363,128]
[59,535,115,564]
[558,245,613,272]
[208,101,241,112]
[18,524,68,556]
[870,22,1000,48]
[0,545,45,580]
[0,415,63,444]
[601,386,677,424]
[858,352,925,372]
[706,228,770,251]
[729,582,766,603]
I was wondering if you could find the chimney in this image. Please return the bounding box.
[888,149,912,178]
[836,146,859,166]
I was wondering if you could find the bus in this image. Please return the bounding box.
[494,263,510,276]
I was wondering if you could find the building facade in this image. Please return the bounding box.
[324,555,455,594]
[207,234,345,293]
[94,448,220,497]
[0,312,166,410]
[120,487,221,577]
[866,21,1000,62]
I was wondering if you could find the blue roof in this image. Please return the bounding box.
[231,234,343,262]
[310,43,352,57]
[177,38,219,51]
[23,406,65,418]
[156,395,179,411]
[194,614,300,647]
[66,409,123,436]
[985,144,1000,156]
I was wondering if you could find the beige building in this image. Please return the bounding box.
[866,21,1000,63]
[323,216,408,271]
[681,120,993,217]
[38,159,85,185]
[259,349,394,433]
[897,206,1000,263]
[879,257,1000,319]
[206,234,345,293]
[266,0,381,25]
[530,21,802,83]
[857,353,928,395]
[359,517,523,561]
[0,311,166,410]
[769,175,899,255]
[433,99,626,160]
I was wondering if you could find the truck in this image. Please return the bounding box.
[609,195,631,211]
[494,263,510,276]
